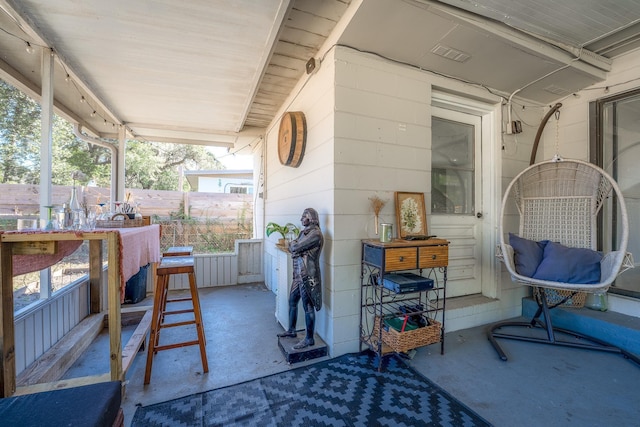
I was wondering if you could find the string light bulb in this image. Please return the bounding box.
[80,96,85,103]
[65,74,70,82]
[25,41,34,54]
[90,110,96,117]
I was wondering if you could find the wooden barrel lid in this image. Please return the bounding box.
[278,111,307,167]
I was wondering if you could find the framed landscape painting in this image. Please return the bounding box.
[394,191,427,239]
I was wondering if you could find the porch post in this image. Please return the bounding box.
[117,126,126,203]
[39,47,54,298]
[39,47,54,212]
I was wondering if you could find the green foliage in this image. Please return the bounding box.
[0,80,226,190]
[0,81,40,184]
[157,218,253,254]
[265,222,300,240]
[52,116,112,186]
[169,200,193,220]
[124,140,161,189]
[123,140,224,190]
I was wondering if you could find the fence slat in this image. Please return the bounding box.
[0,184,252,221]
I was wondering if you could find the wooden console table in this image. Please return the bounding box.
[0,225,161,397]
[360,238,449,369]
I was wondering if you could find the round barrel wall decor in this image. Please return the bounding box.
[278,111,307,167]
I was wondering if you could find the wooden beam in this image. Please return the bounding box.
[116,305,151,326]
[89,240,103,314]
[0,242,17,397]
[15,306,151,393]
[121,308,152,375]
[11,241,57,255]
[16,314,105,387]
[13,374,111,396]
[107,233,122,382]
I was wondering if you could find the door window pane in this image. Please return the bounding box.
[431,117,475,214]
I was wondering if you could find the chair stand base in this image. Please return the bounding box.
[488,288,640,367]
[488,319,640,367]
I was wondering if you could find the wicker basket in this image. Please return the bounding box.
[542,289,586,308]
[374,316,441,353]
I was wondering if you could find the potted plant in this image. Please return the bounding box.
[266,222,300,247]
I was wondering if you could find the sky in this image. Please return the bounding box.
[208,146,253,170]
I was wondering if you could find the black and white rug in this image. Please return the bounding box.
[132,351,491,426]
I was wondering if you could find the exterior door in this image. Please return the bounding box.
[430,107,483,297]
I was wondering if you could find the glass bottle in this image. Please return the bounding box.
[44,205,55,230]
[585,291,608,311]
[65,187,81,228]
[69,186,81,211]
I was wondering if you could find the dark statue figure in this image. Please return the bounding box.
[277,208,324,349]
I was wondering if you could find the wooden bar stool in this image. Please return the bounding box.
[163,246,193,257]
[144,256,208,384]
[156,247,194,327]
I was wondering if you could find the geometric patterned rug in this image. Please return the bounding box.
[131,351,492,426]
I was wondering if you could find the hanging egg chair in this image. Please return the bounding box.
[490,155,638,365]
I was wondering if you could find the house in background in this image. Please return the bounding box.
[2,0,640,360]
[184,170,254,194]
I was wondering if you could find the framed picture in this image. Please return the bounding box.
[395,191,427,239]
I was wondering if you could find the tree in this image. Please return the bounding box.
[0,81,40,184]
[52,116,112,187]
[0,80,226,191]
[125,140,223,190]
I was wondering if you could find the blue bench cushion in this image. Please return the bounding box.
[0,381,121,427]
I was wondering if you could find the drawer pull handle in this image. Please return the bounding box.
[432,254,437,260]
[399,256,404,261]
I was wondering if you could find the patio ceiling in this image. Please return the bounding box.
[0,0,639,151]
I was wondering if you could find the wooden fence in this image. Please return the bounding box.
[0,184,253,221]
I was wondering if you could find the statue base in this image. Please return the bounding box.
[278,332,327,364]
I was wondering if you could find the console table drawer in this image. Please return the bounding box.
[385,248,417,271]
[418,245,448,268]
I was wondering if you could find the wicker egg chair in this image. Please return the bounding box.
[490,157,638,364]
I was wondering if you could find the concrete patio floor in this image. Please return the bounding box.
[67,283,640,426]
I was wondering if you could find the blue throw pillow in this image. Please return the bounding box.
[532,241,602,284]
[508,233,547,277]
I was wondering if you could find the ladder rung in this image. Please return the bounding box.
[160,320,197,328]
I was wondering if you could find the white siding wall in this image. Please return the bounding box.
[331,49,433,355]
[329,48,543,354]
[262,44,640,356]
[262,45,548,357]
[499,102,545,320]
[263,48,337,346]
[541,50,640,160]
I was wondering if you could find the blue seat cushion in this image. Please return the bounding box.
[0,381,121,427]
[509,233,548,277]
[532,241,602,284]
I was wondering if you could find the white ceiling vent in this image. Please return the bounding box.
[431,43,471,62]
[543,85,572,96]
